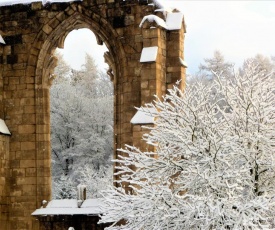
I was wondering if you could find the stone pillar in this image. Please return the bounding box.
[140,27,167,105]
[133,12,186,154]
[0,135,10,230]
[166,28,186,90]
[35,86,52,218]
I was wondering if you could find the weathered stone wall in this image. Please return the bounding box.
[0,135,10,230]
[0,0,186,229]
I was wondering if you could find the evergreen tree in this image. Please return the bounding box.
[199,50,233,80]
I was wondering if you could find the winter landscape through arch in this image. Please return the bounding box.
[50,28,114,200]
[0,0,186,229]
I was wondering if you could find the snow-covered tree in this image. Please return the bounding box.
[52,174,77,199]
[240,54,275,79]
[198,50,234,81]
[77,165,113,198]
[52,166,113,199]
[53,52,71,83]
[71,53,113,98]
[99,60,275,229]
[50,53,113,199]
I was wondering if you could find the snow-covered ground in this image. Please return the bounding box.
[32,198,104,216]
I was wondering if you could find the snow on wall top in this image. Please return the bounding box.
[0,0,80,6]
[152,0,165,10]
[140,13,184,31]
[152,0,174,13]
[131,108,157,125]
[139,15,167,30]
[0,119,11,135]
[166,12,184,30]
[179,57,188,68]
[140,46,158,63]
[0,35,5,44]
[81,198,103,208]
[80,199,104,213]
[140,0,184,31]
[46,199,78,208]
[32,198,103,216]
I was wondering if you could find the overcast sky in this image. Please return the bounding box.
[59,0,275,75]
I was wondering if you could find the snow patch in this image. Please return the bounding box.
[131,108,156,125]
[152,0,165,9]
[179,58,188,68]
[139,13,184,31]
[0,35,5,44]
[0,119,11,135]
[46,199,78,208]
[140,46,158,63]
[32,199,103,216]
[32,207,101,215]
[152,0,172,12]
[81,198,103,208]
[152,0,180,19]
[139,0,184,31]
[166,12,184,30]
[139,15,167,30]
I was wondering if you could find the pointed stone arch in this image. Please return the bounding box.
[29,9,126,214]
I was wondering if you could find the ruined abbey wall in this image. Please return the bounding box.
[0,135,10,229]
[0,0,186,229]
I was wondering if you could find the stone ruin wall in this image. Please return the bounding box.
[0,135,10,230]
[0,0,186,229]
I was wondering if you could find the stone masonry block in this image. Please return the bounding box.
[20,160,36,168]
[20,142,35,151]
[18,125,35,134]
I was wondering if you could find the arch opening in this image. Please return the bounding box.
[50,28,114,199]
[31,11,122,203]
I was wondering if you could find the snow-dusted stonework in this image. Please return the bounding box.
[0,119,11,135]
[0,0,186,229]
[0,0,80,6]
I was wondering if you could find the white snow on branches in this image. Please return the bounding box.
[99,60,275,229]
